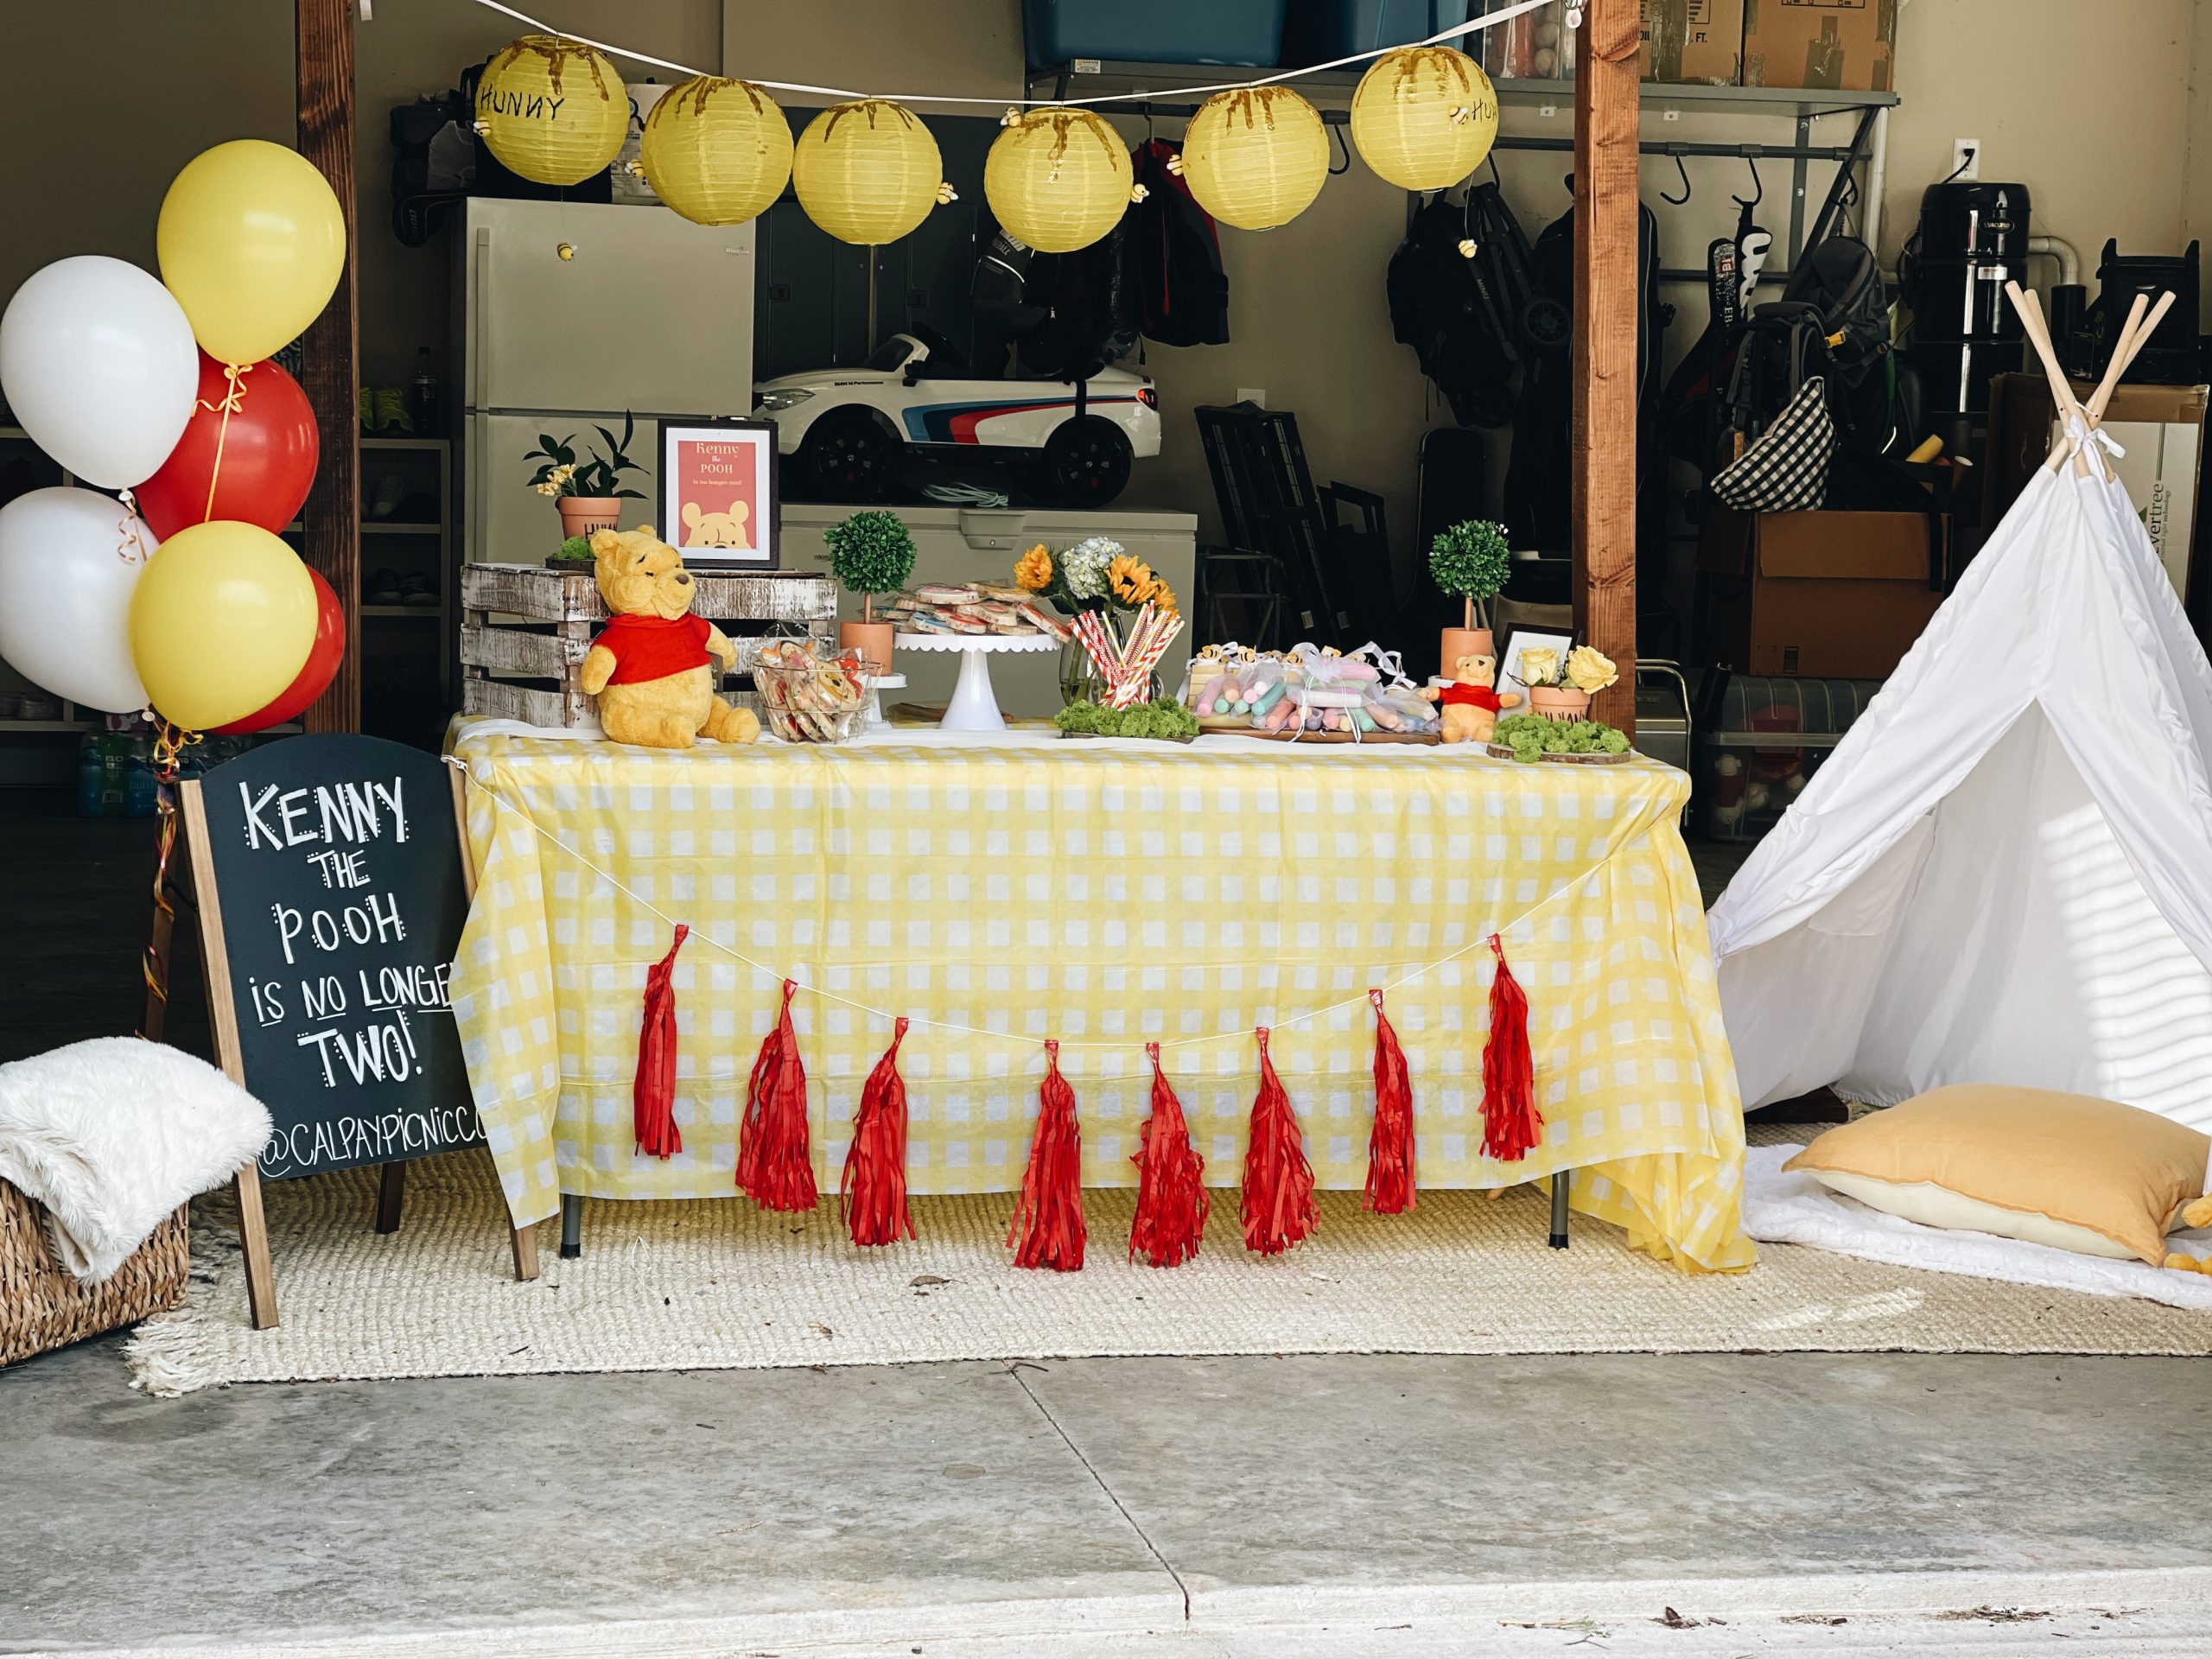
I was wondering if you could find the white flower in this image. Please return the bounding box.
[1058,536,1121,601]
[1518,646,1560,688]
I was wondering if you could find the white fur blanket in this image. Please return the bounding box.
[1742,1144,2212,1313]
[0,1039,270,1282]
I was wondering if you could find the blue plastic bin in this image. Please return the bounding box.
[1283,0,1474,61]
[1024,0,1288,69]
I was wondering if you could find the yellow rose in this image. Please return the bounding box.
[1014,545,1052,592]
[1565,645,1618,694]
[1517,646,1559,687]
[1107,554,1154,604]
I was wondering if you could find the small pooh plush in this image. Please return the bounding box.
[578,526,760,749]
[682,498,752,550]
[1422,652,1521,744]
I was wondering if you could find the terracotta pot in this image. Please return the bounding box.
[840,619,894,668]
[556,496,623,540]
[1439,626,1492,677]
[1528,684,1592,719]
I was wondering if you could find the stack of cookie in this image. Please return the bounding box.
[882,583,1072,641]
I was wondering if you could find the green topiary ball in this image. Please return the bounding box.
[1429,518,1512,602]
[825,509,918,597]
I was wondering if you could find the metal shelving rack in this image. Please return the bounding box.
[1022,61,1897,286]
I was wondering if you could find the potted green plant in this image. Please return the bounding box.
[1429,518,1513,674]
[823,509,917,667]
[527,411,645,543]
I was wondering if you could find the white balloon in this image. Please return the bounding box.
[0,256,198,489]
[0,486,155,714]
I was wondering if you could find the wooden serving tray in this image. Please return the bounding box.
[1231,728,1441,746]
[1484,742,1633,765]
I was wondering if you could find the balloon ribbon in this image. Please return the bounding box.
[137,721,201,1040]
[199,362,253,525]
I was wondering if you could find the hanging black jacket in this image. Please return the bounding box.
[1128,139,1230,347]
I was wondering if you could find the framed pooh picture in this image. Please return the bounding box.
[659,418,779,569]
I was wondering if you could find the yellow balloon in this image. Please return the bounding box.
[156,140,346,365]
[1179,88,1329,232]
[639,76,794,227]
[985,108,1134,254]
[130,521,316,730]
[793,100,945,246]
[1351,47,1499,193]
[476,34,629,188]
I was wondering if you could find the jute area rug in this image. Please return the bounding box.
[127,1133,2212,1394]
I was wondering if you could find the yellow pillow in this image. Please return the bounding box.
[1783,1084,2211,1266]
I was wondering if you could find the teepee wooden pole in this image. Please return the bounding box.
[2088,292,2177,422]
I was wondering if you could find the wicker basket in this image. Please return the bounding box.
[0,1179,188,1368]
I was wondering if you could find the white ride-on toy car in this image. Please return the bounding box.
[753,327,1160,507]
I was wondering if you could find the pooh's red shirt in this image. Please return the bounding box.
[595,613,714,684]
[1439,683,1506,711]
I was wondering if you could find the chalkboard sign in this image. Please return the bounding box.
[183,735,484,1181]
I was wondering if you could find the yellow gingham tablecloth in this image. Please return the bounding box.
[449,728,1752,1273]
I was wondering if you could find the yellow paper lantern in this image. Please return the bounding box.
[1178,87,1329,232]
[475,34,628,188]
[985,108,1134,254]
[129,521,317,731]
[792,99,947,246]
[639,76,794,227]
[1350,47,1499,193]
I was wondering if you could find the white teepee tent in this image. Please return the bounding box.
[1708,286,2212,1133]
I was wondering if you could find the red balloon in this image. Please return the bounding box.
[137,353,319,543]
[212,569,345,734]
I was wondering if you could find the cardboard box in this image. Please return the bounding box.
[1642,0,1745,84]
[1983,372,2208,624]
[1697,507,1948,678]
[1740,0,1896,92]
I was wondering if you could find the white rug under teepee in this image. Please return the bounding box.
[126,1145,2212,1394]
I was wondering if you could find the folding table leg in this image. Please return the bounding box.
[560,1193,582,1260]
[1549,1172,1571,1249]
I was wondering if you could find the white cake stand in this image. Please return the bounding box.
[893,632,1060,732]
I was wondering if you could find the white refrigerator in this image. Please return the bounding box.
[458,199,756,566]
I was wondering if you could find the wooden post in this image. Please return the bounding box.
[1572,0,1639,734]
[296,0,360,732]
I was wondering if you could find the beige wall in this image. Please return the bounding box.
[1880,0,2192,276]
[0,0,2204,554]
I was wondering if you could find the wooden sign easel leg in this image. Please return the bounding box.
[234,1166,279,1329]
[374,1163,405,1234]
[451,766,540,1283]
[181,781,283,1331]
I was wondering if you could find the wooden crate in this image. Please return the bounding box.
[460,563,838,728]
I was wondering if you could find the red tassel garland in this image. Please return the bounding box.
[1007,1039,1086,1271]
[842,1016,915,1246]
[737,978,818,1211]
[632,925,690,1160]
[1480,935,1542,1162]
[1241,1027,1316,1255]
[1363,988,1415,1213]
[1128,1042,1209,1268]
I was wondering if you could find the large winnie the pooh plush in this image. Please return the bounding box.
[578,526,761,749]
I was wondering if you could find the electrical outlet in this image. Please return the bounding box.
[1952,138,1981,181]
[1236,386,1267,408]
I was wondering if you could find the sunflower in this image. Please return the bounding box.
[1107,554,1155,605]
[1144,579,1179,616]
[1014,544,1052,592]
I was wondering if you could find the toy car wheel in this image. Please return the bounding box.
[1042,416,1133,508]
[796,407,899,503]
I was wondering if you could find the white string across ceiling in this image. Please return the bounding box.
[461,0,1556,106]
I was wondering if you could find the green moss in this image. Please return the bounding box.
[1054,699,1199,741]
